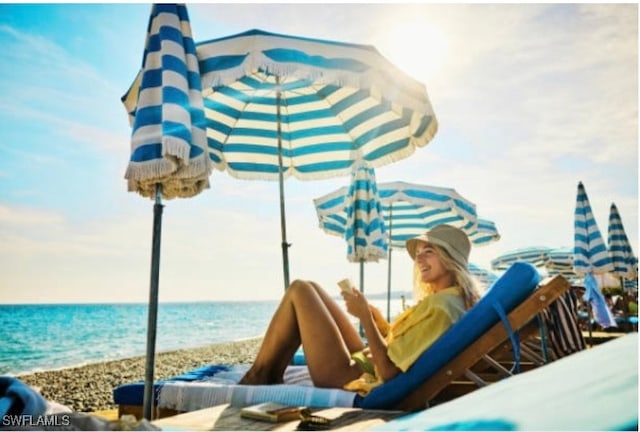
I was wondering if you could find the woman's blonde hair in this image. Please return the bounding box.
[412,244,481,310]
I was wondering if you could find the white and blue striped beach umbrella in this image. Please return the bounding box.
[574,182,616,328]
[465,219,501,248]
[545,248,580,282]
[377,181,480,249]
[469,263,499,291]
[607,203,638,285]
[491,246,552,272]
[315,181,486,248]
[315,180,495,319]
[121,4,211,420]
[314,161,387,297]
[193,28,438,289]
[122,4,210,199]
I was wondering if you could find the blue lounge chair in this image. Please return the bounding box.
[371,332,638,431]
[115,263,571,418]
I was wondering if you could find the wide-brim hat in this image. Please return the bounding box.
[406,224,471,268]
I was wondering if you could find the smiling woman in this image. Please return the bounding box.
[378,16,448,84]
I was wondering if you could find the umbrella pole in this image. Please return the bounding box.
[143,184,163,420]
[587,302,593,347]
[386,248,393,322]
[359,259,364,337]
[386,204,393,322]
[276,82,290,291]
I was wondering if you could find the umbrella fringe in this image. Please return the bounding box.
[202,51,432,97]
[126,154,211,200]
[202,54,375,91]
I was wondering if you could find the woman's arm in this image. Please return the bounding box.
[368,304,390,337]
[342,289,401,381]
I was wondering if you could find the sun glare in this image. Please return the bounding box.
[382,19,448,84]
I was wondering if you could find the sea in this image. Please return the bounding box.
[0,298,404,376]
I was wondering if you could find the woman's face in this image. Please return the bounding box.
[414,242,452,289]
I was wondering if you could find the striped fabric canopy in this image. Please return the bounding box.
[194,29,438,180]
[124,24,439,289]
[545,248,579,281]
[377,181,481,249]
[491,246,552,272]
[464,219,501,248]
[315,181,499,250]
[342,161,388,263]
[313,161,388,297]
[573,182,613,275]
[120,4,212,420]
[122,4,211,199]
[469,263,499,290]
[607,203,638,280]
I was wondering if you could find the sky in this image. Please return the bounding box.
[0,3,637,304]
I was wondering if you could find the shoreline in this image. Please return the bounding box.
[16,337,263,413]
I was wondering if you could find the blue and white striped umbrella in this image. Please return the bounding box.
[315,180,499,319]
[574,181,616,328]
[120,4,210,420]
[377,181,480,249]
[469,263,499,291]
[315,181,491,249]
[545,248,580,282]
[607,203,638,284]
[196,29,438,179]
[314,161,387,298]
[314,161,388,263]
[491,246,552,272]
[122,4,210,200]
[192,28,437,289]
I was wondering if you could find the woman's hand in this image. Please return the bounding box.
[341,288,370,320]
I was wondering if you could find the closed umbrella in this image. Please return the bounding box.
[607,203,637,330]
[121,4,211,420]
[607,203,638,288]
[313,160,388,294]
[195,29,438,290]
[573,182,616,330]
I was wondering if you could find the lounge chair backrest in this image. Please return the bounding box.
[357,262,541,409]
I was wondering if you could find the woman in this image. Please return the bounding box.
[239,224,480,395]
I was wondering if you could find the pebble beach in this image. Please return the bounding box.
[16,337,263,413]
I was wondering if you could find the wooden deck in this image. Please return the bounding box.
[151,404,405,431]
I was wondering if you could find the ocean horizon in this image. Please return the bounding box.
[0,298,405,376]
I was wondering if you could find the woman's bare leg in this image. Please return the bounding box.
[239,279,365,387]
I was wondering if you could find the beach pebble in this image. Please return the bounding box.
[17,337,262,412]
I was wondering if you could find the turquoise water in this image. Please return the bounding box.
[0,302,278,376]
[0,298,405,376]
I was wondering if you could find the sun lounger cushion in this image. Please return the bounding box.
[113,364,230,406]
[114,365,356,411]
[371,333,638,431]
[356,261,541,409]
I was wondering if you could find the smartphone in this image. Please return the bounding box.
[337,278,354,294]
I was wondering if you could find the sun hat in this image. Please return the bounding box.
[406,224,471,268]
